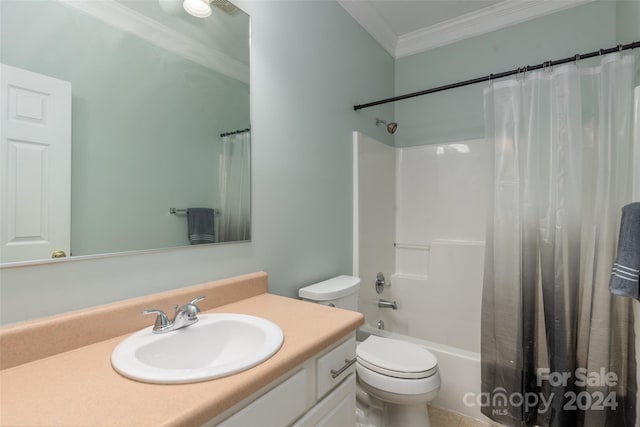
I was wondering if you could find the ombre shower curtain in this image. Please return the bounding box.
[481,54,637,426]
[218,131,251,242]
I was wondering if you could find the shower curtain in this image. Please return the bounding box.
[481,53,637,426]
[218,131,251,242]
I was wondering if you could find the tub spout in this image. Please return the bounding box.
[377,299,398,310]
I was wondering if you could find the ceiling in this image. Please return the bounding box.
[118,0,250,65]
[60,0,249,82]
[337,0,595,59]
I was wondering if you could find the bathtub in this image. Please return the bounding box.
[357,324,489,422]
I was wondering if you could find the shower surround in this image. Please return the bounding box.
[353,131,492,419]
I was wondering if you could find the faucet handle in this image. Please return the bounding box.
[186,296,206,314]
[375,272,391,294]
[189,296,206,307]
[173,296,206,315]
[178,296,206,320]
[142,309,170,331]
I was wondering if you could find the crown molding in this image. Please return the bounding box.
[337,0,397,57]
[338,0,597,60]
[57,0,249,84]
[396,0,597,58]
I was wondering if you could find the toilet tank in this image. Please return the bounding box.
[298,275,360,311]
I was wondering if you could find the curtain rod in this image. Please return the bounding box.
[220,128,250,138]
[353,41,640,111]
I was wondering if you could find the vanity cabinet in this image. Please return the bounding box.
[213,334,356,427]
[291,374,355,427]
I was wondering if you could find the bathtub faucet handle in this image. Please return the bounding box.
[375,272,391,294]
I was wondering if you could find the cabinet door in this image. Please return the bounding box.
[292,373,356,427]
[217,369,307,427]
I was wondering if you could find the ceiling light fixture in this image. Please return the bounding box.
[183,0,211,18]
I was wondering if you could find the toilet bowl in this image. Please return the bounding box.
[356,335,441,426]
[299,276,441,427]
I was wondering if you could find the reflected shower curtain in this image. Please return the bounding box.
[481,54,637,427]
[218,131,251,242]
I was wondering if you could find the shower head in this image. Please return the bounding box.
[376,118,398,135]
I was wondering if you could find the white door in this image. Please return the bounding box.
[1,64,71,263]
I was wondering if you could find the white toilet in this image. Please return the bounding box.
[299,275,441,427]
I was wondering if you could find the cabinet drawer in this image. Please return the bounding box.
[316,336,356,398]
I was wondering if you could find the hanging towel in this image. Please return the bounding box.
[609,202,640,299]
[187,208,215,245]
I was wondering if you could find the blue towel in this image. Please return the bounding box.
[609,202,640,299]
[187,208,215,245]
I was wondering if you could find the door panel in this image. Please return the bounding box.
[1,64,71,262]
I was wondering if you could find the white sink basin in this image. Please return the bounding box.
[111,313,284,384]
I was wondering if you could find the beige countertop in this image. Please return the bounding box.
[0,273,364,426]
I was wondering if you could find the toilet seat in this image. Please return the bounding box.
[357,364,441,401]
[356,336,438,379]
[356,336,441,398]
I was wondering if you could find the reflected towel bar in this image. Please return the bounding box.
[220,128,250,138]
[170,208,219,215]
[394,242,431,251]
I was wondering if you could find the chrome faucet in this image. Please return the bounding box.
[142,296,205,333]
[377,299,398,310]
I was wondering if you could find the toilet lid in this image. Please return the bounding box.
[357,336,438,379]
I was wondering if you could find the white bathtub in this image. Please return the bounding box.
[358,324,490,422]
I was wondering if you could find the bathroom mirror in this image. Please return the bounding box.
[0,0,250,264]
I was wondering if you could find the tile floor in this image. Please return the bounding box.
[428,405,492,427]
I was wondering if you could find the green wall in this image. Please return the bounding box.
[617,0,640,82]
[1,0,250,255]
[0,0,394,324]
[394,1,618,147]
[243,0,395,295]
[2,0,635,325]
[617,0,640,43]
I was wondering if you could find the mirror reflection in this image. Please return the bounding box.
[0,0,251,264]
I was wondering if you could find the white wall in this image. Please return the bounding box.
[355,135,491,353]
[0,1,396,325]
[392,140,490,352]
[395,141,490,246]
[353,132,396,327]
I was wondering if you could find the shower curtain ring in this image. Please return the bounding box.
[574,54,580,64]
[618,44,623,52]
[518,67,527,81]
